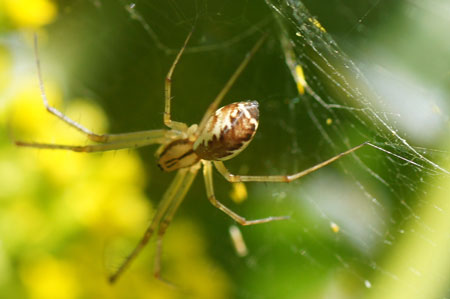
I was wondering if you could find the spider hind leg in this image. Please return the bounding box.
[203,161,289,225]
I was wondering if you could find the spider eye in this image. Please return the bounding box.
[194,101,259,161]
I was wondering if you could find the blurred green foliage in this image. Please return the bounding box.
[0,0,449,298]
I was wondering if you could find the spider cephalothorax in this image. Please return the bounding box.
[156,138,199,172]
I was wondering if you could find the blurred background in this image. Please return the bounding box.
[0,0,449,298]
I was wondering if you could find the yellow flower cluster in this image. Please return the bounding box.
[1,0,57,28]
[0,43,230,298]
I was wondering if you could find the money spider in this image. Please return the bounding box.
[16,32,368,283]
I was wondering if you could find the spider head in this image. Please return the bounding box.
[193,101,259,161]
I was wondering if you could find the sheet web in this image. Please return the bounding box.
[46,0,449,297]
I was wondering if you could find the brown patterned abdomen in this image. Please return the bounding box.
[194,101,259,161]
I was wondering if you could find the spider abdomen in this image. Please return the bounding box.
[194,101,259,161]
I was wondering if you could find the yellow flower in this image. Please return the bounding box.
[21,257,79,299]
[2,0,57,28]
[4,51,231,297]
[0,45,12,95]
[230,182,248,204]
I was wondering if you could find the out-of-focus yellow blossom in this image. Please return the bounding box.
[8,78,63,138]
[165,219,231,299]
[0,45,11,94]
[294,64,306,95]
[1,0,57,28]
[230,182,247,204]
[330,221,340,233]
[20,257,79,299]
[1,73,230,297]
[308,17,326,32]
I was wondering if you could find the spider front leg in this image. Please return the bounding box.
[32,33,109,143]
[213,142,368,183]
[32,34,178,145]
[202,161,289,226]
[15,129,171,152]
[164,31,193,132]
[196,34,267,134]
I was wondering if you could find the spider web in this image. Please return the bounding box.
[19,0,450,297]
[258,1,450,298]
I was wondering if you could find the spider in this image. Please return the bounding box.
[16,32,370,284]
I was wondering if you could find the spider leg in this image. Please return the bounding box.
[86,129,180,143]
[15,130,170,152]
[154,164,200,280]
[164,31,193,131]
[33,34,111,143]
[213,142,368,182]
[109,168,189,284]
[196,34,267,135]
[33,34,180,144]
[203,161,289,226]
